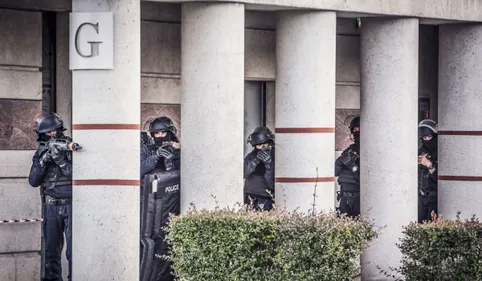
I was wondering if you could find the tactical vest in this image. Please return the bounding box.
[41,152,72,197]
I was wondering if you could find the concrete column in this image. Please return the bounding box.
[181,3,245,212]
[438,24,482,220]
[275,11,336,212]
[360,18,419,280]
[71,1,140,281]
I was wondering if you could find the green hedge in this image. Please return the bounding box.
[166,209,376,281]
[384,215,482,281]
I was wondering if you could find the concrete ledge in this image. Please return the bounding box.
[149,0,482,23]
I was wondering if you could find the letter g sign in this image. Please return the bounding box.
[75,22,102,58]
[70,12,114,70]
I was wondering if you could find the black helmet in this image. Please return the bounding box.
[148,117,177,135]
[419,119,438,137]
[148,116,179,143]
[247,126,274,146]
[35,113,64,134]
[349,116,360,132]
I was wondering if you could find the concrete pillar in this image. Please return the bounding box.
[181,3,245,212]
[275,11,336,212]
[438,24,482,220]
[71,1,140,280]
[360,18,419,280]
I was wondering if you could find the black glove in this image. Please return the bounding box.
[156,147,175,171]
[257,149,273,169]
[50,146,65,163]
[156,147,173,160]
[340,149,358,172]
[339,150,353,165]
[39,150,52,168]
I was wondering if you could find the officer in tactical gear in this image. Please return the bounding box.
[141,117,180,179]
[418,119,438,223]
[140,116,181,281]
[244,126,275,211]
[335,116,361,217]
[28,113,73,281]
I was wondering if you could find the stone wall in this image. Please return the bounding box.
[0,8,43,281]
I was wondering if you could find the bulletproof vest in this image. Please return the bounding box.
[418,145,438,192]
[40,151,72,198]
[244,149,274,197]
[337,145,360,192]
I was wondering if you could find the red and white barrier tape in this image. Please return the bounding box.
[1,218,43,224]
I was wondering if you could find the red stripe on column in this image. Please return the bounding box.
[275,128,335,133]
[276,177,335,183]
[438,176,482,182]
[72,124,140,130]
[438,131,482,136]
[73,180,140,186]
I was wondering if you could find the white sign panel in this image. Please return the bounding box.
[69,12,114,70]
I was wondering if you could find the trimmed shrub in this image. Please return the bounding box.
[166,208,376,281]
[383,214,482,281]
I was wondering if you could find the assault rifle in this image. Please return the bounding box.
[38,136,82,166]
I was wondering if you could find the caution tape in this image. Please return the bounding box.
[1,218,43,224]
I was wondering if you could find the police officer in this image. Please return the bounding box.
[244,126,275,211]
[140,116,181,281]
[140,117,180,179]
[335,116,360,217]
[418,119,438,223]
[28,113,72,281]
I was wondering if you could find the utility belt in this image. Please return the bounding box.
[337,191,360,201]
[45,195,72,205]
[340,191,360,198]
[419,189,437,197]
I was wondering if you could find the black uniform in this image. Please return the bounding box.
[140,117,181,281]
[29,144,72,281]
[418,138,438,223]
[243,147,275,211]
[335,143,360,217]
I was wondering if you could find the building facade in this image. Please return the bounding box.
[0,0,480,280]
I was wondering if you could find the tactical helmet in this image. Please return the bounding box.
[148,117,178,135]
[419,119,438,137]
[349,116,360,132]
[247,126,275,146]
[35,113,64,134]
